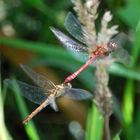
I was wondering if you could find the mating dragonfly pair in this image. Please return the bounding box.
[5,12,129,124]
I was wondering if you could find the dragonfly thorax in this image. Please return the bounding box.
[55,83,72,97]
[92,45,110,56]
[60,83,72,88]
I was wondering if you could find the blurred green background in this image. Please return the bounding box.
[1,0,140,140]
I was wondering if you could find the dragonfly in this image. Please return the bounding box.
[50,12,130,84]
[4,64,93,124]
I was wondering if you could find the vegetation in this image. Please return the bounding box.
[1,0,140,140]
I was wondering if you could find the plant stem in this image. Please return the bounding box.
[105,117,111,140]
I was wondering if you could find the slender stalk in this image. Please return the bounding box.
[105,117,111,140]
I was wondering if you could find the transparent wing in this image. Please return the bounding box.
[20,64,56,90]
[63,88,93,100]
[111,47,132,65]
[64,12,87,44]
[4,79,48,104]
[110,33,132,65]
[50,27,89,62]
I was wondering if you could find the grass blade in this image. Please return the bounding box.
[86,103,104,140]
[122,20,140,139]
[0,71,12,140]
[1,37,140,81]
[6,79,40,140]
[113,130,121,140]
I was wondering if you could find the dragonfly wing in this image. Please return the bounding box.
[49,96,58,111]
[112,47,132,65]
[63,88,93,100]
[20,64,56,90]
[110,32,132,65]
[50,27,89,62]
[64,12,87,44]
[71,49,89,62]
[4,79,48,104]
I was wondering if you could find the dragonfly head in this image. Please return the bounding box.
[107,41,117,52]
[62,83,72,88]
[67,83,72,88]
[58,83,72,89]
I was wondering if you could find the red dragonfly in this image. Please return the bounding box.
[4,64,93,124]
[51,12,129,83]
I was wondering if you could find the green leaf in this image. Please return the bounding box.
[122,20,140,139]
[113,130,121,140]
[132,21,140,65]
[1,37,140,82]
[7,79,40,140]
[109,64,140,81]
[86,104,104,140]
[117,1,140,28]
[123,80,134,126]
[0,79,12,140]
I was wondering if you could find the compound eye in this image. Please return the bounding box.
[64,82,72,88]
[107,41,117,51]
